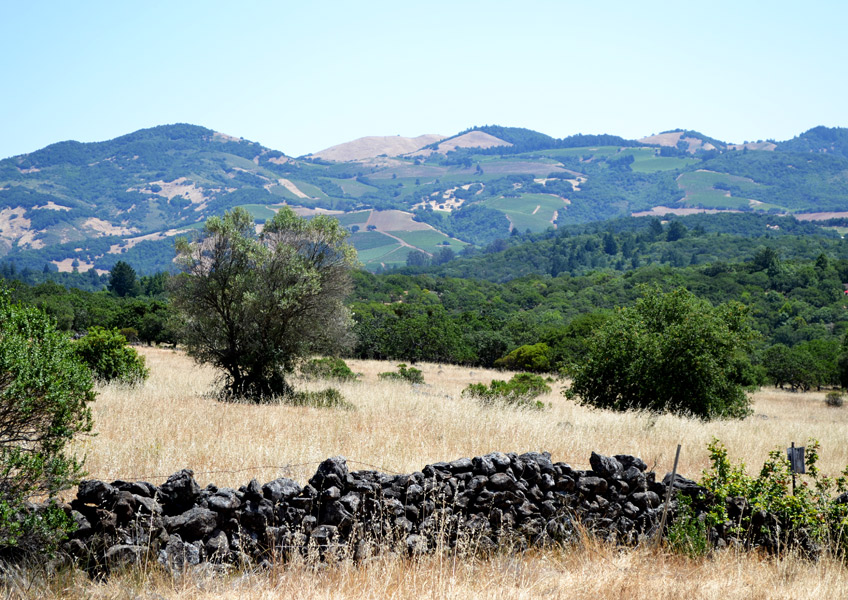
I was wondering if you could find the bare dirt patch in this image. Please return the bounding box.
[276,178,311,199]
[129,177,207,204]
[212,132,243,143]
[794,212,848,221]
[107,227,192,254]
[410,132,512,157]
[412,184,480,212]
[639,132,684,147]
[33,201,72,211]
[0,207,31,244]
[638,132,712,153]
[727,141,777,151]
[82,218,138,237]
[312,134,445,162]
[435,131,511,153]
[18,233,44,249]
[52,257,96,273]
[366,209,432,231]
[287,206,344,218]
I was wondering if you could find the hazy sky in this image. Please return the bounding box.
[2,1,846,159]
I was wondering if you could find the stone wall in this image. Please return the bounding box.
[57,450,760,574]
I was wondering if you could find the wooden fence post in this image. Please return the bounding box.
[655,443,681,547]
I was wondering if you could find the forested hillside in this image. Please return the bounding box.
[1,124,847,274]
[398,213,845,281]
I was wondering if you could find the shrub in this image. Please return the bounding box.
[378,363,424,384]
[825,391,844,407]
[666,495,710,557]
[286,387,354,410]
[697,438,848,553]
[462,373,551,409]
[0,287,95,552]
[494,343,552,372]
[74,326,149,384]
[119,327,139,343]
[300,357,358,382]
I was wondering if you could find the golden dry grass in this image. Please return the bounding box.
[25,347,846,598]
[9,542,848,599]
[73,348,848,489]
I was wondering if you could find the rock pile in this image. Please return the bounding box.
[63,451,703,573]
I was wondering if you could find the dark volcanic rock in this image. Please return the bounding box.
[78,480,115,505]
[488,472,518,492]
[167,506,218,540]
[309,457,349,493]
[590,452,623,479]
[105,544,144,569]
[662,472,706,498]
[207,488,241,515]
[264,478,302,503]
[159,469,201,515]
[615,455,647,472]
[54,449,799,572]
[577,476,608,496]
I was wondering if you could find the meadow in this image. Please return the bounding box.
[9,347,848,598]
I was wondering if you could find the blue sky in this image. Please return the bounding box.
[1,1,846,159]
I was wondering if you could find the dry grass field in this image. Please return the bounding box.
[8,347,848,598]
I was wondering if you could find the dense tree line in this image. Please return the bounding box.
[4,214,848,393]
[396,214,845,282]
[350,250,848,392]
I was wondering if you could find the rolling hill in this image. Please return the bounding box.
[1,123,846,274]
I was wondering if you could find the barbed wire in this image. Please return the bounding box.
[83,458,404,484]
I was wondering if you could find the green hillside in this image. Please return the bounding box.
[1,123,846,274]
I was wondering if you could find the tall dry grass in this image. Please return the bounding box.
[7,541,848,599]
[30,347,847,599]
[73,347,848,489]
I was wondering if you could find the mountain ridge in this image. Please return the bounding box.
[1,123,846,275]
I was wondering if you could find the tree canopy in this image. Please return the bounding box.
[170,207,358,400]
[107,260,137,297]
[564,287,758,419]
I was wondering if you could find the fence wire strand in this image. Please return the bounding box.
[85,458,403,484]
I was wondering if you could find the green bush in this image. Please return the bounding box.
[666,495,710,557]
[286,387,354,410]
[462,372,551,409]
[74,326,149,384]
[300,357,358,382]
[0,287,94,552]
[494,343,552,372]
[697,438,848,553]
[378,363,424,384]
[825,391,844,407]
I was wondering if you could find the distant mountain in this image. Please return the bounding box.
[1,123,846,276]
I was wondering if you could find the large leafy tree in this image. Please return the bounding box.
[170,207,358,400]
[564,287,757,419]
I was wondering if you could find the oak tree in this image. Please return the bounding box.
[171,207,357,401]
